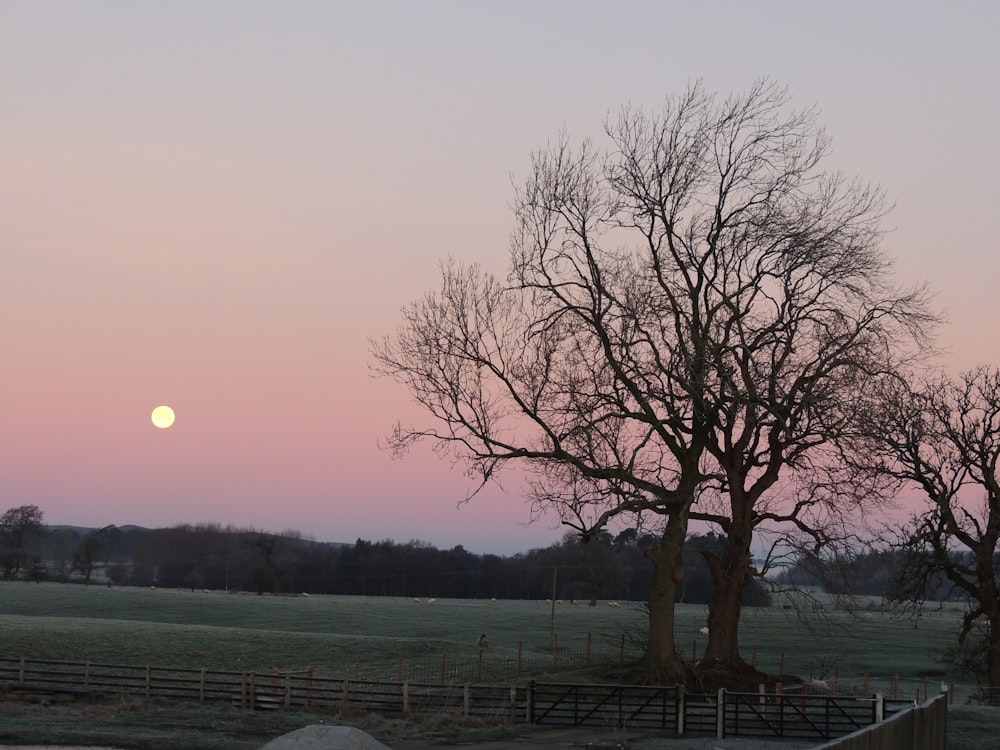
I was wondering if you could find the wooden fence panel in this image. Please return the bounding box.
[813,694,948,750]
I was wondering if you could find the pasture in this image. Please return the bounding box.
[0,581,971,695]
[8,582,1000,750]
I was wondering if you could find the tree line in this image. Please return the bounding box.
[0,507,772,605]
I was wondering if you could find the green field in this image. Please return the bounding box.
[0,582,972,692]
[3,582,1000,749]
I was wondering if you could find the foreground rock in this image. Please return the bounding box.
[259,724,392,750]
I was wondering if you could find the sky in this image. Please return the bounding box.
[2,2,998,555]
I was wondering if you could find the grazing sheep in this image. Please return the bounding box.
[699,626,710,636]
[476,634,490,649]
[427,598,437,603]
[414,598,423,603]
[608,601,620,608]
[809,678,830,690]
[489,597,496,603]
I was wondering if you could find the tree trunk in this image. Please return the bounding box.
[643,511,691,685]
[988,609,1000,689]
[702,514,753,674]
[975,543,1000,688]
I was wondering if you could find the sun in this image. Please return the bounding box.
[151,405,175,429]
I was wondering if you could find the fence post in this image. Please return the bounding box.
[199,668,206,702]
[249,673,257,710]
[341,679,350,711]
[463,683,471,716]
[84,661,90,688]
[403,681,410,714]
[776,682,783,734]
[528,679,536,723]
[510,684,517,722]
[19,657,25,684]
[676,684,685,735]
[874,692,884,722]
[716,687,725,738]
[145,666,152,699]
[240,672,248,708]
[284,674,291,708]
[306,667,314,707]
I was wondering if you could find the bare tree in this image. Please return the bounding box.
[71,533,105,584]
[604,84,932,682]
[1,504,45,581]
[372,80,931,685]
[853,367,1000,687]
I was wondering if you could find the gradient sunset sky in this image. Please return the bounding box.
[3,2,997,554]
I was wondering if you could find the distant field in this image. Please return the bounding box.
[0,582,973,696]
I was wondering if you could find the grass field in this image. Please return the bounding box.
[0,582,975,690]
[2,582,999,749]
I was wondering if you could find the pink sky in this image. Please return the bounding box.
[2,2,997,554]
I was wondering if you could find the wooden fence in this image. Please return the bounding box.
[0,657,528,719]
[813,693,948,750]
[0,656,920,742]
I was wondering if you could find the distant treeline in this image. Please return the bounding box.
[4,506,972,607]
[3,513,775,605]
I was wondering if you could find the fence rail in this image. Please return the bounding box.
[0,656,929,742]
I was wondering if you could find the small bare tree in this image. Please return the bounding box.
[372,80,931,685]
[1,504,45,581]
[852,367,1000,687]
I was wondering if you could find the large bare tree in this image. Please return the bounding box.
[372,80,931,685]
[853,367,1000,687]
[604,84,933,681]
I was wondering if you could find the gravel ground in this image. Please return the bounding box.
[388,726,816,750]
